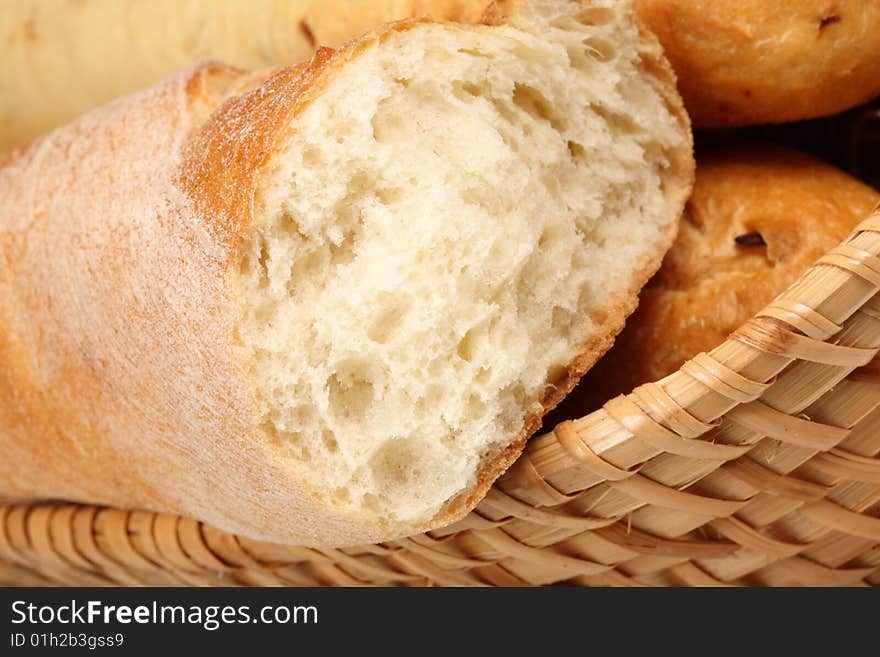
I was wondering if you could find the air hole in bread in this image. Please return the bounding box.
[457,47,495,59]
[582,36,616,62]
[567,140,586,161]
[368,437,447,501]
[326,358,381,423]
[321,430,339,453]
[365,293,411,344]
[332,488,351,504]
[512,83,566,131]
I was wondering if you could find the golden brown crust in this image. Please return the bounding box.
[635,0,880,127]
[0,3,692,546]
[548,141,880,423]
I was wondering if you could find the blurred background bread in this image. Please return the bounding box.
[546,140,880,424]
[9,1,880,155]
[635,0,880,127]
[0,0,487,152]
[4,0,880,151]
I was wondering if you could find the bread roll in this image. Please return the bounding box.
[0,0,693,546]
[548,141,880,423]
[0,0,490,152]
[635,0,880,127]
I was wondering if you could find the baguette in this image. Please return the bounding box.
[549,141,880,422]
[0,0,693,546]
[0,0,489,152]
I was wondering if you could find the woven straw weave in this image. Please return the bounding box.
[3,211,880,587]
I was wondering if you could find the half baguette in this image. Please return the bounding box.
[0,0,693,546]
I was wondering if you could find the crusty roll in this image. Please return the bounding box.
[548,141,880,423]
[0,0,489,152]
[0,0,693,546]
[635,0,880,127]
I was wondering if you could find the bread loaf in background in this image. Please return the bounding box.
[5,0,880,150]
[0,0,488,152]
[547,141,880,425]
[635,0,880,127]
[0,0,693,546]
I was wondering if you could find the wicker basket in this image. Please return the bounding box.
[3,210,880,587]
